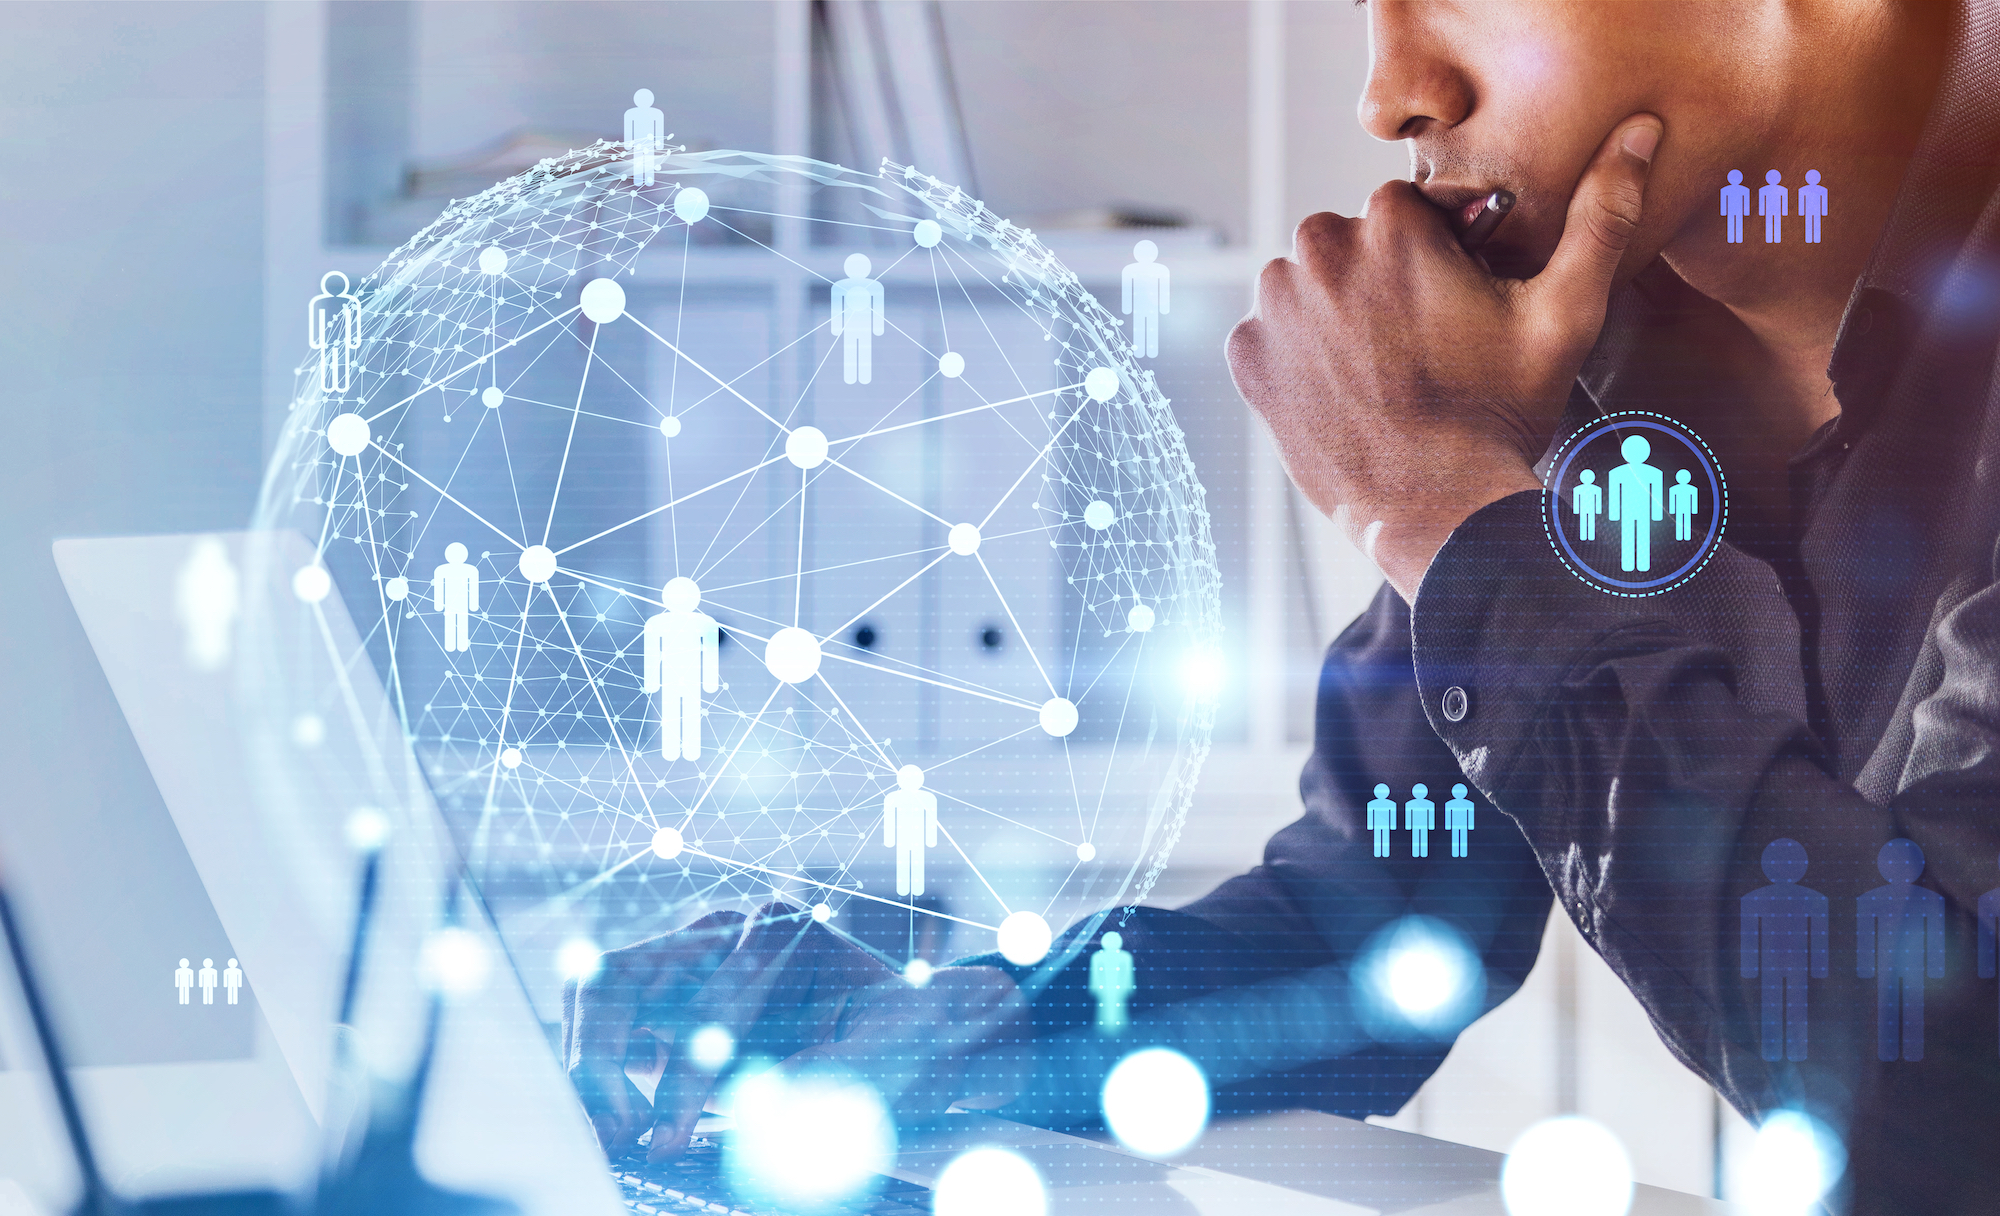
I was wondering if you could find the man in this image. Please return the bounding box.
[567,3,2000,1208]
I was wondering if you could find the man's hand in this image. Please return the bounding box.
[1227,115,1663,600]
[562,904,1026,1163]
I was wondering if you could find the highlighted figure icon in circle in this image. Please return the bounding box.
[1404,784,1435,859]
[1572,469,1602,541]
[884,764,938,897]
[1720,170,1751,244]
[831,254,885,385]
[1740,838,1828,1062]
[624,88,667,187]
[1090,931,1136,1034]
[1367,783,1396,858]
[642,577,719,762]
[309,271,361,394]
[1669,469,1699,540]
[1121,239,1171,359]
[432,543,480,653]
[1607,435,1664,572]
[1444,784,1475,857]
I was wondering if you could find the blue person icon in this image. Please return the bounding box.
[1740,839,1828,1061]
[1759,169,1788,242]
[1857,838,1946,1061]
[1572,469,1603,541]
[1978,851,2000,1055]
[1606,435,1664,572]
[1366,782,1396,858]
[1668,469,1699,540]
[1404,783,1435,859]
[1444,784,1475,857]
[1721,169,1751,243]
[1799,169,1828,243]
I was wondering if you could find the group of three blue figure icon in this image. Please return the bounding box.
[1722,169,1829,244]
[1572,436,1700,572]
[1743,838,2000,1063]
[1367,783,1475,858]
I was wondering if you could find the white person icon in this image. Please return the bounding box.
[642,577,719,761]
[432,542,480,652]
[883,764,939,897]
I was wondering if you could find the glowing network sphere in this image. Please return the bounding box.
[245,143,1220,968]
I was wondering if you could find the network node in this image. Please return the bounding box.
[674,187,711,224]
[500,746,522,769]
[326,412,371,457]
[939,351,965,378]
[914,219,943,248]
[811,902,832,922]
[997,910,1053,966]
[1084,500,1116,530]
[904,958,934,987]
[1039,697,1078,737]
[385,576,410,602]
[518,545,558,583]
[786,425,828,469]
[651,825,685,860]
[765,627,823,684]
[1126,604,1155,633]
[948,522,982,555]
[579,277,626,324]
[1085,367,1120,402]
[345,806,391,852]
[292,564,332,603]
[659,415,682,438]
[1076,841,1097,862]
[482,386,504,408]
[478,246,509,275]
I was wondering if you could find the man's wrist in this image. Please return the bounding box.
[1361,469,1542,601]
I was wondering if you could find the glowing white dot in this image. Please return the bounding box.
[1732,1110,1845,1216]
[291,713,325,748]
[948,522,982,555]
[1103,1048,1210,1158]
[292,564,331,603]
[1084,500,1116,530]
[812,902,832,923]
[934,1147,1046,1216]
[1387,942,1459,1015]
[478,246,508,274]
[518,545,557,583]
[674,187,710,224]
[786,425,828,469]
[384,575,410,602]
[1039,697,1078,737]
[939,351,965,378]
[500,746,522,769]
[687,1024,734,1073]
[904,958,934,987]
[1502,1117,1634,1216]
[579,277,626,324]
[659,415,682,438]
[1076,841,1097,862]
[344,807,391,852]
[1127,604,1155,632]
[482,386,503,408]
[997,911,1052,966]
[726,1071,894,1211]
[557,939,601,981]
[421,927,492,996]
[651,826,685,860]
[1085,367,1120,401]
[326,412,370,457]
[765,627,823,684]
[1180,648,1225,697]
[914,219,944,248]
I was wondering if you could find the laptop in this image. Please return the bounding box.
[47,531,1735,1216]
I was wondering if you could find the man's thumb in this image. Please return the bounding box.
[1537,116,1662,318]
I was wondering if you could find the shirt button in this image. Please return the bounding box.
[1441,686,1470,723]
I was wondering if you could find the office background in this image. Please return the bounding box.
[0,0,1755,1202]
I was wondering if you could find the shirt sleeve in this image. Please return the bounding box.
[1409,490,2000,1211]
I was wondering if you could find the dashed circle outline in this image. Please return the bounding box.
[1541,410,1728,597]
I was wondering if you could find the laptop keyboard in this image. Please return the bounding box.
[613,1135,932,1216]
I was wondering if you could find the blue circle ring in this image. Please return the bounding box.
[1544,415,1726,593]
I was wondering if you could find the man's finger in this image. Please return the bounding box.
[1533,115,1662,322]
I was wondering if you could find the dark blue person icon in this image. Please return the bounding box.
[1721,169,1751,243]
[1978,852,2000,1056]
[1366,782,1396,858]
[1857,838,1946,1061]
[1740,839,1828,1061]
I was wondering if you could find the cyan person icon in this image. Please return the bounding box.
[1572,469,1603,540]
[1606,435,1664,572]
[1366,782,1396,857]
